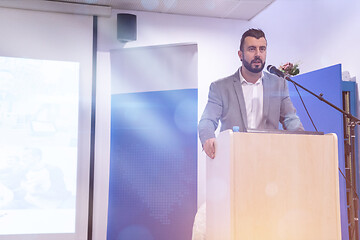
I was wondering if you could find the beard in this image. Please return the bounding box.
[242,56,265,73]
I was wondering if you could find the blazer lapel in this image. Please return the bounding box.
[233,71,248,129]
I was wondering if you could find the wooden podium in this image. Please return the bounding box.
[206,130,341,240]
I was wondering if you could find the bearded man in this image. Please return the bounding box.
[198,28,304,159]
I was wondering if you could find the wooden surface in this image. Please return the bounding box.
[207,130,341,240]
[206,130,234,239]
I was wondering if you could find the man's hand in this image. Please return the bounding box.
[203,138,216,159]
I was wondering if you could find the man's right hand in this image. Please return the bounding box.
[203,138,216,159]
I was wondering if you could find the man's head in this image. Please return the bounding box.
[238,28,267,74]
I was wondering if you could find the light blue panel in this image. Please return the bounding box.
[288,64,348,239]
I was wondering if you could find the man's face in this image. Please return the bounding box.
[238,36,267,73]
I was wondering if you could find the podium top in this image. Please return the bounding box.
[245,128,324,135]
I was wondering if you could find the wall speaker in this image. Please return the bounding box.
[117,13,137,42]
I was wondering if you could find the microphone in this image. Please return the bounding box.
[267,65,285,78]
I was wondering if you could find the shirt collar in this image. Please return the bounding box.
[239,68,264,85]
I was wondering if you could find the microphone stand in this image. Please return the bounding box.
[284,74,360,238]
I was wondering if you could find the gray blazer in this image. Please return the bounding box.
[198,69,304,145]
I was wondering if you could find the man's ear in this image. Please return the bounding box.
[238,50,243,61]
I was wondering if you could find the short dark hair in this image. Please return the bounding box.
[240,28,266,51]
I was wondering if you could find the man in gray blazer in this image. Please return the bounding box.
[198,29,304,159]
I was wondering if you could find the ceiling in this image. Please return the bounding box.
[44,0,275,20]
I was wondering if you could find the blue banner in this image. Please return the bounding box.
[108,89,198,240]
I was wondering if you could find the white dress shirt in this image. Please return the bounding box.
[239,70,264,129]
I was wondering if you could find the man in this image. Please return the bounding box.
[198,28,304,159]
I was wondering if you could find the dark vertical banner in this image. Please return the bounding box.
[107,44,198,240]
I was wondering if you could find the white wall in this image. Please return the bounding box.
[95,1,360,238]
[95,10,251,239]
[253,0,360,81]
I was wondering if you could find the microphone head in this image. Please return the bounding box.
[267,64,284,78]
[267,65,274,72]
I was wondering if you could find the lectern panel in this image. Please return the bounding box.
[207,131,341,240]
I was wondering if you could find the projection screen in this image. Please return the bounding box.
[0,3,97,240]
